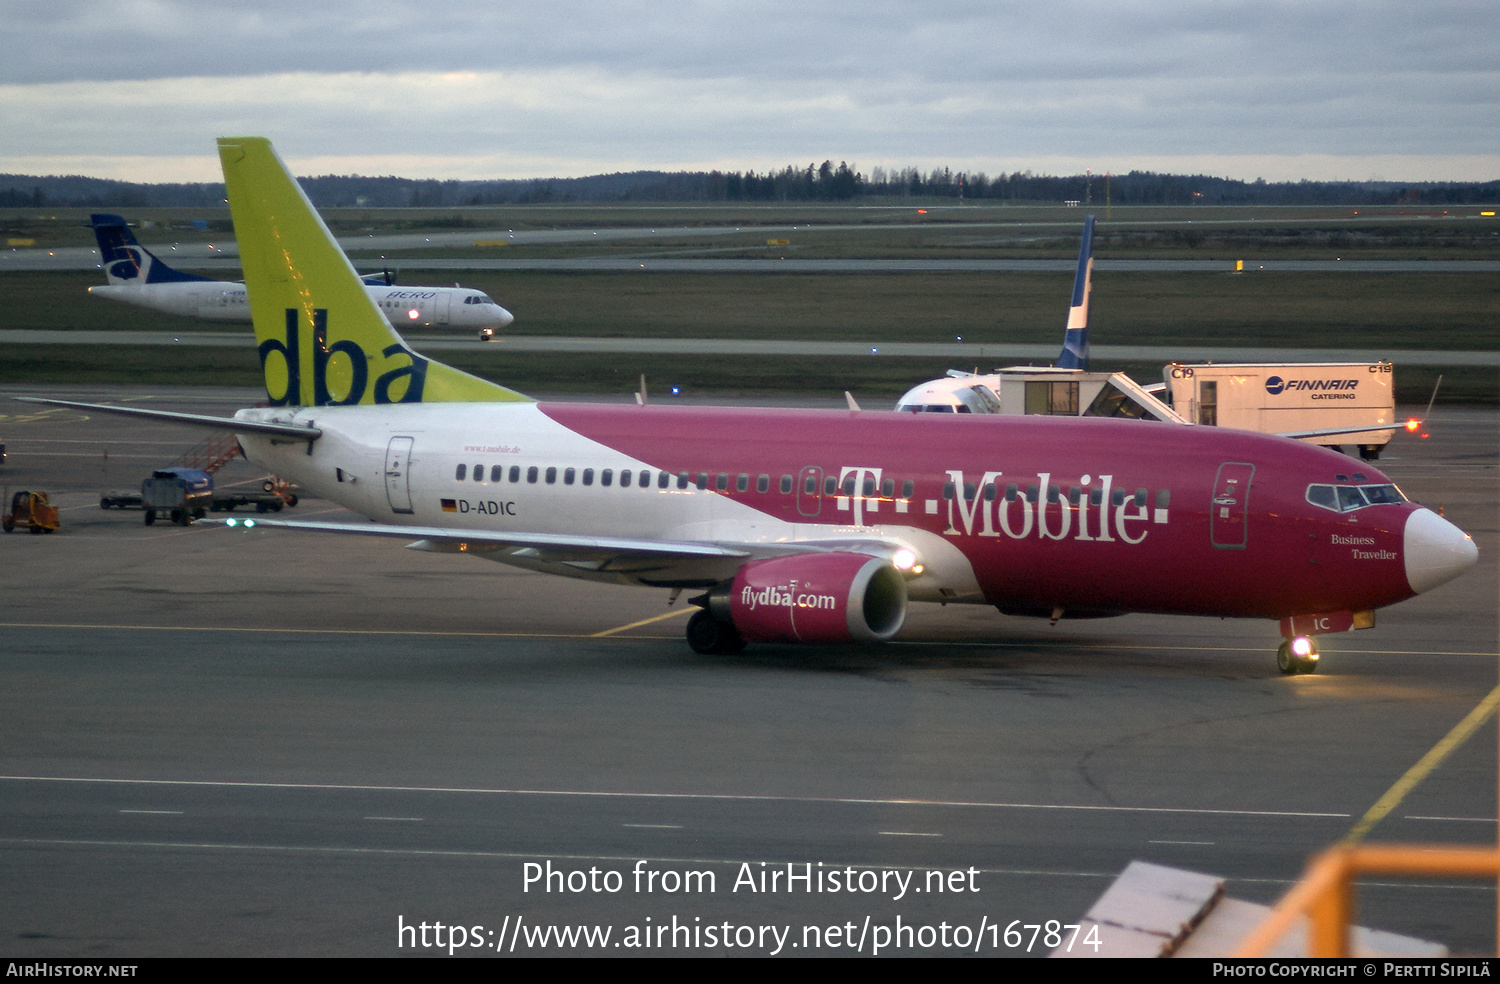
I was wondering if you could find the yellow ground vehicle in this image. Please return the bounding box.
[3,490,60,534]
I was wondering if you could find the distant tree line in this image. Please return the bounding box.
[1,163,1495,209]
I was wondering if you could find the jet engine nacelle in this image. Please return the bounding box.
[721,553,907,644]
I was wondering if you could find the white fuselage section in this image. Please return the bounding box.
[89,282,515,333]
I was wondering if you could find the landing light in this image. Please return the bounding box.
[226,518,256,529]
[891,548,918,571]
[1405,418,1421,432]
[1291,636,1315,658]
[407,309,419,319]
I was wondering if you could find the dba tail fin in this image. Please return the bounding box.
[216,137,530,407]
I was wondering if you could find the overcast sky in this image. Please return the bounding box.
[1,1,1495,184]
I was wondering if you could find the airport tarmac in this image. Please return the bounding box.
[1,385,1496,956]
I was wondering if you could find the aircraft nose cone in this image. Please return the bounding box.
[494,305,515,329]
[1404,508,1478,594]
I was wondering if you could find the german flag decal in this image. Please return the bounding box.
[441,499,458,513]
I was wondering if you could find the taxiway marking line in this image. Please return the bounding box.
[0,774,1351,820]
[590,607,692,637]
[1342,683,1500,846]
[0,622,1490,657]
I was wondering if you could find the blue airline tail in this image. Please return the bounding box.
[90,213,212,286]
[1054,214,1095,370]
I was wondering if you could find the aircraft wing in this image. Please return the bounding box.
[220,517,752,561]
[1275,423,1400,440]
[218,518,917,581]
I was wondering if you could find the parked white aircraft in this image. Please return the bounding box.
[87,213,515,340]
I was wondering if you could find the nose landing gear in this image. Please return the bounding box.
[1277,635,1320,675]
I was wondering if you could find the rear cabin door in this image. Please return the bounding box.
[1210,462,1254,549]
[385,436,415,514]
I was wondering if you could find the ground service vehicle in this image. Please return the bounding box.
[3,490,60,534]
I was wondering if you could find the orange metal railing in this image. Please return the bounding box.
[1233,844,1500,957]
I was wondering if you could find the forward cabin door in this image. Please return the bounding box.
[1210,462,1254,549]
[385,436,415,514]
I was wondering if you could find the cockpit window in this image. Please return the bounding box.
[1306,483,1408,513]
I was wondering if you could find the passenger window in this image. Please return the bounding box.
[602,469,613,487]
[942,482,955,500]
[1134,488,1147,507]
[964,482,977,500]
[780,475,793,494]
[1110,488,1125,506]
[863,478,876,496]
[824,476,837,495]
[757,474,770,493]
[527,466,538,483]
[620,469,632,488]
[842,475,856,495]
[510,466,521,483]
[1047,485,1060,504]
[737,474,749,492]
[545,467,557,484]
[1026,485,1039,503]
[564,467,575,485]
[659,471,671,489]
[881,478,894,497]
[456,464,467,481]
[902,480,914,498]
[1005,483,1018,502]
[583,468,594,486]
[696,473,708,490]
[983,483,997,501]
[716,473,728,491]
[475,463,484,482]
[1090,488,1103,505]
[1156,489,1170,510]
[677,472,689,489]
[491,465,503,483]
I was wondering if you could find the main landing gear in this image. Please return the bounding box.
[686,610,745,655]
[1277,636,1320,675]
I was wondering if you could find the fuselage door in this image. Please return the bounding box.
[796,465,823,517]
[385,436,415,515]
[1210,462,1254,549]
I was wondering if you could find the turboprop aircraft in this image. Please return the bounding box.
[21,138,1478,674]
[87,213,516,340]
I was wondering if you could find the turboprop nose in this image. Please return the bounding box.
[1404,508,1478,594]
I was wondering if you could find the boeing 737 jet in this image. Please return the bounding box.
[87,213,515,339]
[23,139,1478,674]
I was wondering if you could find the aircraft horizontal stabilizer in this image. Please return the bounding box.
[11,397,322,441]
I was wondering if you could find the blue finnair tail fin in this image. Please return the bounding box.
[1054,214,1094,370]
[90,213,212,286]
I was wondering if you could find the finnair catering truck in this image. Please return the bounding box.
[1163,361,1397,460]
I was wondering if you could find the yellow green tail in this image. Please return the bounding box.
[217,137,530,406]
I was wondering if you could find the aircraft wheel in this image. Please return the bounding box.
[2,518,13,533]
[263,480,276,492]
[1276,641,1297,675]
[143,510,155,526]
[687,610,745,655]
